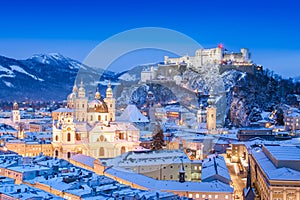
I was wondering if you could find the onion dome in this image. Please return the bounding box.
[207,89,216,106]
[13,101,19,110]
[106,82,113,98]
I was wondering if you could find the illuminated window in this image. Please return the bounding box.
[225,195,229,199]
[195,194,199,198]
[55,135,58,141]
[188,194,193,198]
[202,194,206,198]
[209,194,212,198]
[67,133,71,142]
[215,195,218,199]
[99,147,104,156]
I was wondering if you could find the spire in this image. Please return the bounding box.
[95,87,101,100]
[72,83,78,93]
[179,159,185,183]
[246,155,252,189]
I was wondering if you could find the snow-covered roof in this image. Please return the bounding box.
[202,156,231,182]
[70,154,96,168]
[251,147,300,181]
[118,104,149,123]
[105,167,234,193]
[0,123,17,133]
[8,165,51,173]
[52,108,74,113]
[0,182,64,200]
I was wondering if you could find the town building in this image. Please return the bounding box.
[5,139,53,157]
[284,109,300,131]
[237,127,274,141]
[52,82,141,159]
[249,144,300,200]
[101,150,202,182]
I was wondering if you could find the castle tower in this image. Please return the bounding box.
[206,89,217,131]
[104,82,115,121]
[75,80,88,122]
[12,101,20,123]
[197,103,206,124]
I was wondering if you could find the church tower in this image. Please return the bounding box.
[206,89,217,131]
[75,80,88,122]
[104,82,115,121]
[67,84,78,109]
[197,103,206,124]
[52,110,76,159]
[12,101,20,123]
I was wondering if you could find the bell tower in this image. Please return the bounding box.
[104,82,115,121]
[75,80,88,122]
[206,89,217,131]
[12,101,20,123]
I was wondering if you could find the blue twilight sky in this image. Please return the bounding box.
[0,0,300,77]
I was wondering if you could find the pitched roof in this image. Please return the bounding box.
[118,104,149,123]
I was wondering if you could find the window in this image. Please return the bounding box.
[121,146,126,154]
[99,147,104,156]
[225,195,229,199]
[202,194,206,198]
[90,115,93,121]
[215,195,218,199]
[55,135,58,141]
[55,150,58,157]
[98,115,101,121]
[188,194,193,198]
[67,152,71,158]
[170,175,173,179]
[209,195,212,198]
[196,194,199,198]
[67,133,71,142]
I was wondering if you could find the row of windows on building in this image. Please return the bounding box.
[187,193,229,199]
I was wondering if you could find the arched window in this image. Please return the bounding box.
[55,150,58,157]
[99,147,104,156]
[67,152,71,159]
[105,115,108,121]
[67,133,71,142]
[121,146,126,154]
[98,115,101,121]
[90,115,93,121]
[55,135,58,141]
[100,135,104,142]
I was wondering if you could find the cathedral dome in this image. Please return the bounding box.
[88,99,108,113]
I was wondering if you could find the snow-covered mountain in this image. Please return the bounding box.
[0,54,118,101]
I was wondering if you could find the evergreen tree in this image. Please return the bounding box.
[151,124,165,150]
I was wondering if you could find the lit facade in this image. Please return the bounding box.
[52,82,140,160]
[5,140,53,157]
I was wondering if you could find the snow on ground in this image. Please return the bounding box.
[119,73,137,81]
[10,65,44,81]
[2,81,14,88]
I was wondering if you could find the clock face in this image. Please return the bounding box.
[67,127,71,131]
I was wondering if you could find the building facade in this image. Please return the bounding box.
[52,82,140,160]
